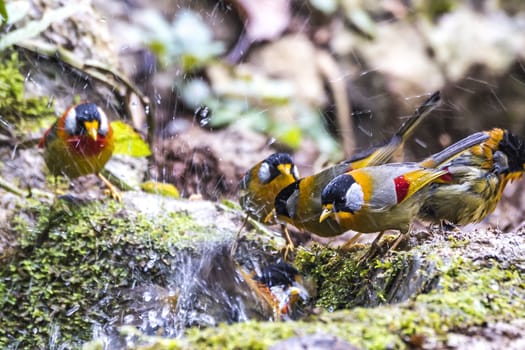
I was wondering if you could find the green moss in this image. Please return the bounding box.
[4,197,524,350]
[292,243,435,309]
[116,252,524,350]
[0,51,55,134]
[0,199,212,349]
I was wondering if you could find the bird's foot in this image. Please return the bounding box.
[389,233,406,252]
[357,231,386,265]
[282,242,295,261]
[340,232,363,251]
[281,226,295,261]
[97,173,122,201]
[358,244,380,265]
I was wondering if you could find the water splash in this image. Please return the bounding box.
[91,241,311,348]
[194,105,212,127]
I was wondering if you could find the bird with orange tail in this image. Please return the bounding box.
[319,131,490,260]
[272,91,441,244]
[39,102,121,201]
[418,128,525,226]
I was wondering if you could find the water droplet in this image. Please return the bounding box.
[415,138,428,149]
[146,260,155,270]
[47,96,55,108]
[0,118,14,132]
[124,314,135,324]
[161,304,171,318]
[143,290,153,302]
[147,310,159,327]
[66,304,80,316]
[194,105,212,127]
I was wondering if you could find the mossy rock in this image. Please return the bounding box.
[0,193,282,349]
[2,190,524,349]
[87,228,525,350]
[0,51,56,135]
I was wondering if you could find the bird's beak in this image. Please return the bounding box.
[277,163,292,176]
[288,286,308,304]
[83,120,99,141]
[319,206,333,223]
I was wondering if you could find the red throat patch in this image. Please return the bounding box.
[67,135,107,156]
[394,175,410,203]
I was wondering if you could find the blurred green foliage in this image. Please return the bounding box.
[180,75,340,158]
[111,120,152,157]
[137,9,224,72]
[0,52,55,135]
[137,8,341,159]
[0,0,7,25]
[141,181,180,198]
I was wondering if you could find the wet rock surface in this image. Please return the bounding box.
[2,189,524,349]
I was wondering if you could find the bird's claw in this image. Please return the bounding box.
[98,173,122,202]
[282,241,295,261]
[104,187,122,202]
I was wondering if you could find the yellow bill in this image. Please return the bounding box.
[83,120,99,141]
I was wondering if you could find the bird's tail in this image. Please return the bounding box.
[394,90,441,142]
[420,131,490,168]
[347,91,441,169]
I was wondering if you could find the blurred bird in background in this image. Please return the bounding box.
[39,102,120,201]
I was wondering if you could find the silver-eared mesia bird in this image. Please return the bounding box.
[273,91,441,239]
[319,131,491,258]
[39,102,120,200]
[239,153,300,255]
[240,152,300,222]
[418,128,525,226]
[240,262,309,320]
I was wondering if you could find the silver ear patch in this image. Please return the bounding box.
[345,182,364,213]
[258,162,271,184]
[97,107,109,136]
[64,107,77,134]
[291,165,300,180]
[286,189,299,218]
